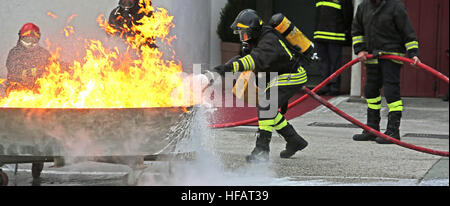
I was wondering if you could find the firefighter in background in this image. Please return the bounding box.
[6,23,51,93]
[214,10,314,163]
[352,0,421,144]
[108,0,157,48]
[314,0,353,96]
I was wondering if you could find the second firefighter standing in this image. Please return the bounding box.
[352,0,421,144]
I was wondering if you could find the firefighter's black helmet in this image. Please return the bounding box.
[231,9,264,42]
[119,0,136,10]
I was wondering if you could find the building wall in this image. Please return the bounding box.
[0,0,213,78]
[210,0,228,68]
[156,0,211,72]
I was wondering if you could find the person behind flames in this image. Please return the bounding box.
[352,0,421,144]
[5,23,51,93]
[108,0,157,48]
[214,10,313,163]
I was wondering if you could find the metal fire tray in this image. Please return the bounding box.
[0,107,194,157]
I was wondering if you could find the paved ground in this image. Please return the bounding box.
[208,97,449,186]
[1,97,448,186]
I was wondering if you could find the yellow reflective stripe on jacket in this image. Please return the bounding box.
[405,41,419,50]
[267,67,308,89]
[243,57,251,71]
[315,31,346,37]
[242,55,255,71]
[388,100,403,112]
[314,31,346,41]
[278,67,307,80]
[316,1,342,9]
[352,36,365,45]
[278,73,307,81]
[239,58,249,71]
[279,40,293,60]
[233,62,239,73]
[314,35,346,41]
[268,77,308,89]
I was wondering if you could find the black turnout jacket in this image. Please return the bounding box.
[352,0,419,58]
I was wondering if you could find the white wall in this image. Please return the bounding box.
[0,0,214,77]
[210,0,228,68]
[350,0,363,97]
[154,0,211,72]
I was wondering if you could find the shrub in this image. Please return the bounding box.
[217,0,256,43]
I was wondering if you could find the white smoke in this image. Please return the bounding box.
[136,105,278,186]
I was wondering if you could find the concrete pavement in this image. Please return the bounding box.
[211,96,449,185]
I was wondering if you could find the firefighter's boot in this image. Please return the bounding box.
[376,112,402,144]
[277,124,308,159]
[353,109,380,141]
[245,131,271,163]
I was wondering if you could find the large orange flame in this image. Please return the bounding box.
[1,0,195,108]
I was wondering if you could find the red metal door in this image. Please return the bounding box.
[360,0,448,97]
[436,0,449,97]
[401,0,448,97]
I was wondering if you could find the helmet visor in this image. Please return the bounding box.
[120,0,135,10]
[234,29,251,42]
[21,36,40,44]
[20,37,39,48]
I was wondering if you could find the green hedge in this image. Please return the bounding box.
[217,0,257,43]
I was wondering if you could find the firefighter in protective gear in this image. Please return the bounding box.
[214,9,309,163]
[108,0,157,48]
[6,23,51,93]
[314,0,353,96]
[352,0,421,144]
[109,0,150,30]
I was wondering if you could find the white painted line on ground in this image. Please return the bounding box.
[2,167,128,176]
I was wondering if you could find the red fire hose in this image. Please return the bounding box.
[303,86,449,157]
[210,55,449,128]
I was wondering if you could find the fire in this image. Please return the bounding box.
[1,0,195,108]
[47,12,58,19]
[63,26,75,37]
[67,14,78,24]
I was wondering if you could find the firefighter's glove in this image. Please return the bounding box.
[213,64,231,77]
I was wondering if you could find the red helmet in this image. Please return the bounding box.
[19,23,41,38]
